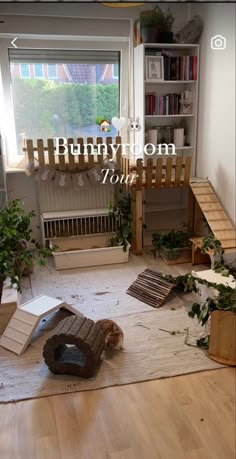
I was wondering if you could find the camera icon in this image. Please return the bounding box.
[211,35,226,50]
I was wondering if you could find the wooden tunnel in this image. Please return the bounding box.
[43,315,105,379]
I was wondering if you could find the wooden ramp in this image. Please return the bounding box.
[190,180,236,250]
[0,295,82,356]
[127,268,174,308]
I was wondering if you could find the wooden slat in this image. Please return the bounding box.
[96,137,104,166]
[174,156,182,187]
[193,186,215,195]
[47,139,55,168]
[67,138,75,171]
[146,158,153,189]
[165,157,172,188]
[190,181,210,188]
[220,240,236,249]
[26,139,34,163]
[87,137,94,168]
[136,159,143,190]
[115,136,122,169]
[204,210,228,221]
[183,156,191,186]
[196,195,218,204]
[214,230,236,241]
[58,143,66,171]
[209,220,234,231]
[200,202,223,212]
[77,138,84,170]
[37,139,45,167]
[106,136,112,161]
[155,158,163,188]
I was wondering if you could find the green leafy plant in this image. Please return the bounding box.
[139,7,174,32]
[108,190,132,252]
[162,8,175,32]
[162,273,199,293]
[152,227,192,259]
[0,199,53,299]
[201,235,224,258]
[188,284,236,326]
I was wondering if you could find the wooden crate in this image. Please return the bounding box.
[209,310,236,366]
[0,285,20,334]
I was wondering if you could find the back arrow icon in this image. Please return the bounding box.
[11,38,18,48]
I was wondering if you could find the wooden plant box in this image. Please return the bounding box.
[0,284,20,334]
[209,310,236,366]
[52,234,130,270]
[159,246,192,265]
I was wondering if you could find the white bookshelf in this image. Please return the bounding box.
[133,43,200,243]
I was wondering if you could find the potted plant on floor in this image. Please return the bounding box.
[108,191,132,252]
[151,227,192,265]
[188,282,236,365]
[0,199,52,302]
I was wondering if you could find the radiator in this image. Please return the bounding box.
[41,208,120,247]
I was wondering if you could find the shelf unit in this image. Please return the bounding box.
[134,43,200,243]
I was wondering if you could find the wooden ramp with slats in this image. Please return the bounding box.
[0,295,82,356]
[189,180,236,254]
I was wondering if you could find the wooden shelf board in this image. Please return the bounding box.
[145,80,197,84]
[145,115,195,118]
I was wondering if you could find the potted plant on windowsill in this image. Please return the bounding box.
[151,227,192,265]
[0,199,53,303]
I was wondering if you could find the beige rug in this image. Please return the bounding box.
[0,307,224,403]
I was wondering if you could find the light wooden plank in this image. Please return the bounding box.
[106,136,113,162]
[164,157,172,188]
[193,186,215,195]
[26,139,34,163]
[209,220,234,231]
[197,195,218,204]
[200,202,223,212]
[183,156,191,186]
[135,189,143,255]
[47,139,55,168]
[146,158,153,189]
[155,158,163,188]
[213,230,236,241]
[174,156,182,187]
[115,136,122,169]
[68,138,75,171]
[37,139,45,167]
[77,138,84,170]
[96,137,104,166]
[58,143,66,171]
[204,210,228,220]
[136,159,143,190]
[87,137,94,168]
[221,239,236,249]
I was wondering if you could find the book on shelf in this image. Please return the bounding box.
[145,92,187,116]
[163,55,197,81]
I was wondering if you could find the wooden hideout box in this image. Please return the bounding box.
[0,284,20,334]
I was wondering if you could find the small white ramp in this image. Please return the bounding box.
[0,295,82,356]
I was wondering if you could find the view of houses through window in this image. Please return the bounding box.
[10,56,120,154]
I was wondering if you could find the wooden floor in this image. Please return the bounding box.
[0,368,235,459]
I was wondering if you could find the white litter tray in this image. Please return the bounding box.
[52,234,130,270]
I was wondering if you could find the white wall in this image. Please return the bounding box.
[191,3,235,224]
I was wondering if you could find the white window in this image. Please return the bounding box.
[34,63,44,78]
[20,63,30,78]
[0,38,129,167]
[47,64,58,79]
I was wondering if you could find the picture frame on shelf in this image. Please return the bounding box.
[145,56,164,82]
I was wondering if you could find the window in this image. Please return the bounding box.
[112,63,119,79]
[9,49,120,155]
[47,64,58,79]
[34,63,44,78]
[20,64,30,78]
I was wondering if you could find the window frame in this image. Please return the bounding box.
[0,37,130,168]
